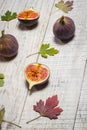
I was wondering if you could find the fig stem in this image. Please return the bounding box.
[59,16,65,25]
[26,52,39,58]
[2,120,22,128]
[26,115,41,124]
[1,30,5,38]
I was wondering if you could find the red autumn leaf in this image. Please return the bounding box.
[33,95,63,119]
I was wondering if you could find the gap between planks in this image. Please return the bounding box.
[72,59,87,130]
[35,0,56,63]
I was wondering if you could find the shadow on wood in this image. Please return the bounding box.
[17,22,39,31]
[0,53,18,62]
[25,80,49,95]
[53,35,75,45]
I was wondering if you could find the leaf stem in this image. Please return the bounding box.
[26,115,41,124]
[26,52,39,58]
[7,22,9,29]
[2,120,22,128]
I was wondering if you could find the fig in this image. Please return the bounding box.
[53,16,75,42]
[18,8,39,27]
[0,30,18,58]
[25,63,50,90]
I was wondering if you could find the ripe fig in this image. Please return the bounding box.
[18,8,39,27]
[53,16,75,42]
[0,30,18,58]
[25,63,50,90]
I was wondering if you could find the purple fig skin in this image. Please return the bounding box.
[0,31,19,58]
[53,16,75,41]
[18,17,39,27]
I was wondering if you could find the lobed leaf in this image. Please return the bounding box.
[40,43,59,58]
[0,107,21,128]
[1,10,17,21]
[0,107,5,124]
[0,73,5,87]
[55,0,73,13]
[0,73,4,79]
[0,79,4,87]
[33,95,63,119]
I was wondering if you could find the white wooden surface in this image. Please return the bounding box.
[0,0,87,130]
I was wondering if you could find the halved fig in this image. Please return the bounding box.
[25,63,50,90]
[18,8,39,26]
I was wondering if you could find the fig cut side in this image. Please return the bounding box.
[18,8,39,27]
[25,63,50,90]
[18,10,39,20]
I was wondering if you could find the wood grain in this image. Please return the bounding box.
[0,0,87,130]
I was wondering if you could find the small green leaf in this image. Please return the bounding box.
[0,73,4,79]
[40,43,59,58]
[0,107,5,124]
[0,79,4,87]
[55,0,73,13]
[0,107,5,129]
[0,107,21,128]
[1,10,17,21]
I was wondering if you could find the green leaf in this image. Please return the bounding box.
[0,107,21,128]
[0,79,4,87]
[0,73,4,79]
[0,107,5,129]
[1,10,17,21]
[40,43,59,58]
[55,0,73,13]
[0,107,5,124]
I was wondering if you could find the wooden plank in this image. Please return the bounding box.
[74,60,87,130]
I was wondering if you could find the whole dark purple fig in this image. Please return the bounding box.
[0,30,18,58]
[53,16,75,42]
